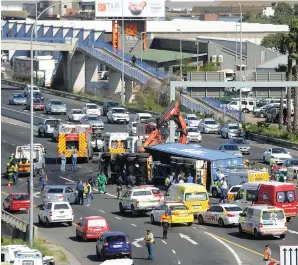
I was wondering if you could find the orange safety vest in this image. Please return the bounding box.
[264,248,271,259]
[160,215,171,223]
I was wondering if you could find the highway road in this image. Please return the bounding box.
[1,84,298,265]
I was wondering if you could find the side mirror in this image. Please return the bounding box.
[239,213,246,217]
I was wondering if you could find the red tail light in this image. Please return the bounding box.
[259,223,263,228]
[59,195,64,199]
[227,214,235,217]
[136,201,139,206]
[103,243,108,246]
[72,210,74,215]
[43,195,46,198]
[126,241,131,244]
[49,212,52,216]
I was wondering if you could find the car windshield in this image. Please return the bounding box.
[272,148,287,154]
[256,102,266,108]
[45,120,59,126]
[205,120,216,125]
[188,117,198,121]
[185,192,207,201]
[13,194,29,200]
[140,117,151,122]
[230,186,241,193]
[73,110,83,114]
[47,188,63,193]
[112,109,126,113]
[13,94,24,98]
[132,123,137,127]
[106,235,126,243]
[262,210,284,220]
[33,92,41,96]
[169,205,188,210]
[133,191,152,196]
[33,98,42,103]
[107,101,119,107]
[232,139,247,145]
[224,206,242,212]
[54,204,69,210]
[87,105,98,109]
[87,116,99,121]
[88,219,107,227]
[51,101,63,105]
[228,125,238,130]
[151,189,161,195]
[224,145,239,151]
[188,128,199,132]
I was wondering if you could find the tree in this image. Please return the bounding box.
[243,12,270,24]
[271,2,294,25]
[199,62,219,72]
[261,33,286,50]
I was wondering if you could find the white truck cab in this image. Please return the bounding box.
[126,135,148,153]
[38,119,60,137]
[103,132,129,153]
[135,113,153,123]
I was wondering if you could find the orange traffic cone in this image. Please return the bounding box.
[8,182,11,189]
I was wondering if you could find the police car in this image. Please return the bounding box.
[198,204,243,227]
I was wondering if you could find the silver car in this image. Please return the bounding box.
[227,137,250,154]
[220,123,239,139]
[68,109,86,122]
[218,144,242,157]
[45,99,67,115]
[42,185,77,205]
[80,115,104,130]
[9,93,27,105]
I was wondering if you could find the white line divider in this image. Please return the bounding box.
[115,216,121,220]
[288,230,298,235]
[132,238,144,248]
[59,176,75,182]
[179,233,198,245]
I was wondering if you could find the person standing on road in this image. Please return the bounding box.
[263,245,271,264]
[85,181,91,206]
[98,171,107,194]
[219,177,228,203]
[11,163,18,185]
[88,176,96,199]
[269,157,275,173]
[144,229,154,260]
[60,152,66,172]
[132,55,136,65]
[165,175,171,195]
[116,175,123,199]
[186,174,193,183]
[39,169,47,192]
[76,179,84,205]
[7,164,14,186]
[127,174,134,189]
[71,150,77,172]
[26,177,30,194]
[160,211,171,239]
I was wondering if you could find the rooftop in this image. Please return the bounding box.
[257,55,288,69]
[146,143,241,161]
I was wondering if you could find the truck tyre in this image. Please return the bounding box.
[126,153,137,158]
[212,188,219,198]
[131,205,138,217]
[127,157,136,162]
[119,203,125,214]
[102,152,111,158]
[137,153,150,158]
[175,157,184,165]
[38,130,42,137]
[137,158,148,163]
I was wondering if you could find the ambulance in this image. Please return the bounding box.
[103,132,129,153]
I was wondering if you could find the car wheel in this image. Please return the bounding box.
[119,203,125,215]
[83,233,87,242]
[253,228,260,239]
[101,250,106,261]
[38,215,43,224]
[286,217,291,222]
[68,221,72,226]
[260,113,265,118]
[187,222,193,226]
[128,253,132,259]
[46,218,51,227]
[131,205,137,217]
[96,248,100,258]
[280,234,286,239]
[212,188,219,198]
[198,215,204,225]
[263,156,266,163]
[238,224,243,234]
[218,218,225,228]
[76,231,80,240]
[150,215,155,224]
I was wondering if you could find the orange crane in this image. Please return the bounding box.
[139,101,187,152]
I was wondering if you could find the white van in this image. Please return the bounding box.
[227,100,255,113]
[135,113,153,123]
[238,205,287,239]
[1,245,43,265]
[103,132,129,153]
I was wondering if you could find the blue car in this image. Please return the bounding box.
[96,231,132,261]
[8,93,26,105]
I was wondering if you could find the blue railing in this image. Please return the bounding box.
[79,43,150,84]
[90,41,166,79]
[202,97,244,122]
[180,95,213,116]
[3,37,66,43]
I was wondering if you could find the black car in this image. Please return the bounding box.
[103,100,119,116]
[27,91,44,102]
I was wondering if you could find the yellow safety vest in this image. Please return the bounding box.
[145,233,154,243]
[264,248,271,259]
[165,178,170,186]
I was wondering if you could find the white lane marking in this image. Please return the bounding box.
[179,233,198,245]
[115,216,121,220]
[49,116,54,118]
[24,110,28,112]
[93,188,99,191]
[178,260,181,264]
[59,176,75,182]
[2,107,45,120]
[193,226,197,229]
[88,170,93,172]
[132,238,143,248]
[205,232,242,265]
[99,210,105,213]
[172,250,176,254]
[161,240,167,244]
[2,140,6,143]
[197,225,206,230]
[33,192,40,198]
[106,192,117,198]
[288,230,298,235]
[12,143,15,146]
[131,224,137,227]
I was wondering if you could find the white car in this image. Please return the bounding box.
[83,103,102,116]
[187,127,202,142]
[198,204,243,227]
[119,188,160,216]
[198,119,220,134]
[38,201,73,227]
[263,147,292,165]
[127,121,137,135]
[220,123,239,139]
[107,107,130,124]
[68,109,85,122]
[24,84,40,97]
[185,114,201,127]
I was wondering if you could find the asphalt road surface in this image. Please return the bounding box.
[2,85,298,265]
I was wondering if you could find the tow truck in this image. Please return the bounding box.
[15,144,46,176]
[98,101,187,184]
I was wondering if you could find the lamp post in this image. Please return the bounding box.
[140,31,146,62]
[235,24,240,74]
[237,0,243,114]
[195,41,199,72]
[177,29,182,80]
[121,0,125,104]
[29,1,72,246]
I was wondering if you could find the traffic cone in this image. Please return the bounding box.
[8,182,11,189]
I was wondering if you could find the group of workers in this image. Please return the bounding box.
[164,172,194,194]
[270,157,286,182]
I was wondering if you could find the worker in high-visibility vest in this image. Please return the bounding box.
[263,245,271,264]
[143,229,154,260]
[7,164,13,185]
[160,211,171,239]
[11,163,18,185]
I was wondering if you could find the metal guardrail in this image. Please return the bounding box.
[1,210,28,232]
[249,133,298,151]
[3,37,66,43]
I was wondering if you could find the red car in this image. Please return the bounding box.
[2,193,30,212]
[76,216,111,241]
[26,98,45,111]
[138,185,164,203]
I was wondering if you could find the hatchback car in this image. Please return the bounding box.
[2,193,30,212]
[68,109,86,122]
[76,216,111,241]
[80,115,104,130]
[26,97,45,111]
[263,147,292,164]
[24,84,40,97]
[220,123,239,139]
[42,185,77,205]
[187,127,202,142]
[83,103,102,116]
[107,107,129,124]
[103,100,119,116]
[96,232,132,260]
[227,137,250,154]
[198,119,219,133]
[8,93,27,105]
[45,99,67,115]
[185,114,201,127]
[218,144,242,156]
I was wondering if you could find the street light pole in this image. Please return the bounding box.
[35,1,38,86]
[121,0,125,104]
[177,29,182,80]
[140,31,146,62]
[237,0,243,114]
[235,24,239,75]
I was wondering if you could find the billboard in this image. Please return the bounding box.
[95,0,165,17]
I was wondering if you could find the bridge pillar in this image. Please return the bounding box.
[125,79,133,102]
[85,56,98,89]
[107,68,122,96]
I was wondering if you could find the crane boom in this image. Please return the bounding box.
[139,101,187,152]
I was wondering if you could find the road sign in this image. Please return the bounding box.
[280,245,298,265]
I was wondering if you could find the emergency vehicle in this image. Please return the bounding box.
[15,144,46,175]
[57,124,93,161]
[211,168,269,197]
[234,182,297,221]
